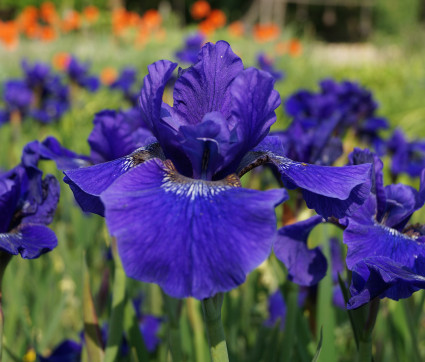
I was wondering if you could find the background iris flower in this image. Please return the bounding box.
[54,41,370,300]
[0,144,59,259]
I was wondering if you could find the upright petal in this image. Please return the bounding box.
[274,216,327,286]
[101,159,287,299]
[228,67,280,164]
[173,41,244,124]
[139,60,178,132]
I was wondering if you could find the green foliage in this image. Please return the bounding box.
[0,27,425,361]
[375,0,422,35]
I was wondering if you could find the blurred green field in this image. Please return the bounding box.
[1,25,425,361]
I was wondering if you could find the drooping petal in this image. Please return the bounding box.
[237,147,372,218]
[348,256,425,309]
[26,137,91,170]
[344,194,425,273]
[64,144,165,215]
[173,40,244,124]
[101,159,287,299]
[274,216,327,286]
[0,223,57,259]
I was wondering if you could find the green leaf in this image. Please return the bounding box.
[82,253,104,362]
[104,238,127,362]
[312,327,323,362]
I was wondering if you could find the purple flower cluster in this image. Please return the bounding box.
[175,33,205,65]
[0,145,59,259]
[40,41,371,300]
[109,67,139,106]
[257,53,285,82]
[276,79,388,165]
[0,61,70,124]
[65,56,100,92]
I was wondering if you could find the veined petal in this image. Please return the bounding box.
[139,60,178,132]
[348,256,425,309]
[0,177,19,232]
[101,159,287,299]
[344,196,425,272]
[230,68,280,153]
[173,41,244,124]
[237,147,372,218]
[22,175,60,225]
[274,216,327,286]
[0,223,57,259]
[64,144,165,215]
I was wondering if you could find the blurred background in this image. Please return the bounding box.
[1,1,425,361]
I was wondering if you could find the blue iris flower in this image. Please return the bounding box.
[66,56,100,92]
[175,33,205,65]
[256,53,285,82]
[47,41,370,299]
[110,67,139,106]
[387,128,425,179]
[341,148,425,309]
[0,79,33,123]
[0,144,59,259]
[273,79,388,165]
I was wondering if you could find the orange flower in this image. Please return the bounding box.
[18,6,38,37]
[288,38,302,57]
[40,26,57,42]
[143,9,162,31]
[198,19,215,35]
[134,25,149,47]
[52,52,71,71]
[61,10,81,33]
[0,21,19,50]
[24,23,41,39]
[275,41,287,55]
[83,5,100,23]
[112,8,128,36]
[190,0,211,20]
[100,67,118,85]
[253,23,280,43]
[228,21,244,37]
[207,9,226,28]
[40,2,59,25]
[127,11,141,27]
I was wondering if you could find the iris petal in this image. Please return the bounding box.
[173,40,244,125]
[64,144,165,216]
[0,224,57,259]
[344,194,425,272]
[237,144,372,218]
[101,158,287,299]
[274,216,327,286]
[348,256,425,309]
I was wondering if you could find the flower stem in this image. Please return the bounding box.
[201,293,229,362]
[0,252,12,361]
[163,293,183,361]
